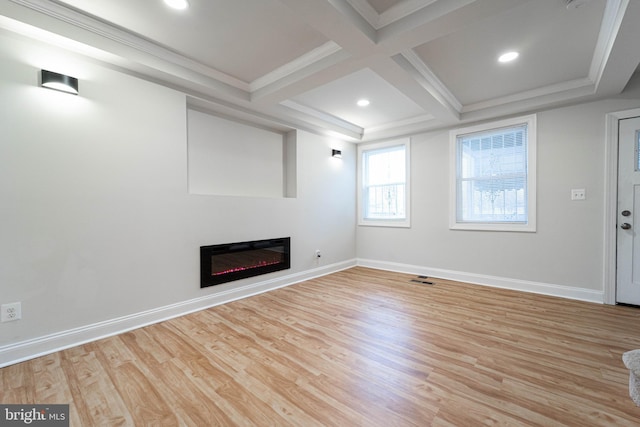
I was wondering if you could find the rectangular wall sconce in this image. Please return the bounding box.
[332,149,342,158]
[40,70,79,95]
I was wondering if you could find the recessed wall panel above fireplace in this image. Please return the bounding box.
[200,237,291,288]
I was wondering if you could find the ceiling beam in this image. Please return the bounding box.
[591,0,640,96]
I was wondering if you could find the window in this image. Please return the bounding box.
[450,115,536,232]
[358,138,410,227]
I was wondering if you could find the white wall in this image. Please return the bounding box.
[357,95,640,300]
[0,33,356,365]
[187,110,285,198]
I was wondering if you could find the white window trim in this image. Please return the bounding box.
[357,138,411,228]
[449,114,537,232]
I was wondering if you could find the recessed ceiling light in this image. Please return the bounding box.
[164,0,189,10]
[357,99,370,107]
[498,51,519,63]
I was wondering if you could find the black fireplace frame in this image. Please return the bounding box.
[200,237,291,288]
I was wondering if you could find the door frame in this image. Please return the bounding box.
[604,107,640,304]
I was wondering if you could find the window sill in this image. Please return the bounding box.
[449,222,536,232]
[359,218,411,228]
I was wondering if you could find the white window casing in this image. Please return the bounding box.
[449,115,537,232]
[358,138,411,228]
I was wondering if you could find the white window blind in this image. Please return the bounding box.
[457,124,528,223]
[450,115,536,232]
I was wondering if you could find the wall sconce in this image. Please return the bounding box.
[40,70,78,95]
[332,149,342,158]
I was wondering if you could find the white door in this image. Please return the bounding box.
[617,116,640,305]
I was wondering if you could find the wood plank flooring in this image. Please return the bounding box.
[2,267,640,426]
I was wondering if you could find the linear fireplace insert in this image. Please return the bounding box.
[200,237,290,288]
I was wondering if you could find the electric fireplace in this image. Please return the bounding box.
[200,237,290,288]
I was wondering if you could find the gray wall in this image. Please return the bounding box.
[357,95,640,295]
[0,34,356,356]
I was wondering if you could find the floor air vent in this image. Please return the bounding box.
[410,276,434,285]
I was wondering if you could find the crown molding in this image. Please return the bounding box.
[186,97,292,135]
[365,113,435,133]
[461,77,595,114]
[377,0,439,29]
[589,0,628,90]
[343,0,379,28]
[345,0,438,30]
[7,0,249,91]
[250,41,343,93]
[3,0,633,143]
[280,100,364,137]
[185,94,363,142]
[362,113,436,142]
[397,49,462,113]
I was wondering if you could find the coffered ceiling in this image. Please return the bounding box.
[1,0,639,141]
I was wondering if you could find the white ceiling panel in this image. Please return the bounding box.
[412,0,607,105]
[57,0,329,83]
[289,68,425,128]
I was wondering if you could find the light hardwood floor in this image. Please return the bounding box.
[2,267,640,426]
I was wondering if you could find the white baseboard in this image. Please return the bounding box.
[357,258,604,304]
[0,259,357,368]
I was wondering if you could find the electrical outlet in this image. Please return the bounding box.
[571,188,586,200]
[1,302,22,322]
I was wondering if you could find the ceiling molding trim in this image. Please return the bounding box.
[461,77,594,113]
[365,113,435,134]
[344,0,438,30]
[343,0,379,28]
[250,49,353,105]
[0,13,122,62]
[182,94,337,139]
[186,97,291,135]
[363,117,442,142]
[377,0,439,29]
[280,100,364,135]
[7,0,249,91]
[377,0,476,44]
[278,104,364,140]
[588,0,629,90]
[325,0,377,43]
[250,41,343,92]
[171,91,364,142]
[396,50,462,113]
